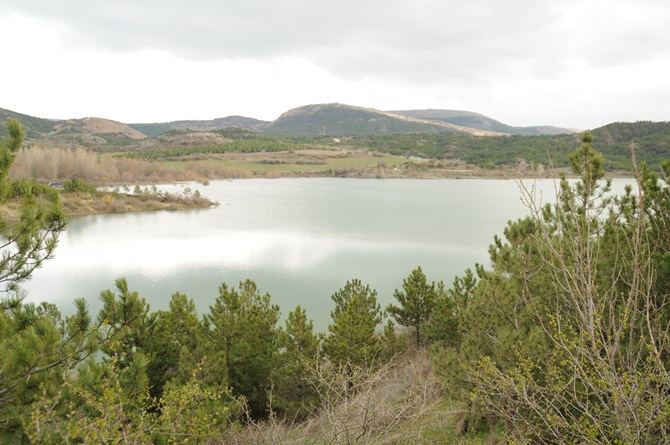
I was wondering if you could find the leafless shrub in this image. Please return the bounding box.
[303,351,444,445]
[10,146,250,184]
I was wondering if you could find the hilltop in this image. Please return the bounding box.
[2,103,578,143]
[389,109,579,136]
[261,103,501,136]
[130,115,268,137]
[0,109,146,148]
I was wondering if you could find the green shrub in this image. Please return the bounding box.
[63,177,97,194]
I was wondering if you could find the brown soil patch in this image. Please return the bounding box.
[53,117,146,139]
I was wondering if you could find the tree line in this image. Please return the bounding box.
[2,118,670,443]
[122,137,309,161]
[291,121,670,171]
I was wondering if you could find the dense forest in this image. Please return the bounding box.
[304,121,670,171]
[2,119,670,444]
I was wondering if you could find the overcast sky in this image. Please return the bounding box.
[1,0,669,129]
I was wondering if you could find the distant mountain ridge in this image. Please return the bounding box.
[129,116,269,137]
[3,105,670,171]
[0,103,616,143]
[389,109,578,136]
[261,103,504,137]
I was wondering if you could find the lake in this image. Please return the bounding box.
[22,177,635,330]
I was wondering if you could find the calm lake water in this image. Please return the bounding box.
[22,177,635,330]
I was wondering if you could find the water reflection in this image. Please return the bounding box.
[22,177,636,330]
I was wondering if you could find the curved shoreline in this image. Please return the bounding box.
[59,191,217,217]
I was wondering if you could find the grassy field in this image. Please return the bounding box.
[220,153,407,173]
[126,149,415,179]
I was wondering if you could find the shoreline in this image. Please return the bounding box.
[4,167,633,219]
[213,166,633,181]
[59,190,217,217]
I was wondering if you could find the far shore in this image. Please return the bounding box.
[1,190,217,220]
[62,167,632,217]
[59,191,217,217]
[4,161,634,219]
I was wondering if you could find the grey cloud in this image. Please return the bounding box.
[3,1,562,73]
[554,0,670,68]
[3,0,667,88]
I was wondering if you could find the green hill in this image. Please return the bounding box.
[0,108,58,139]
[3,105,670,172]
[129,116,268,137]
[261,103,483,137]
[390,109,578,136]
[592,121,670,169]
[341,121,670,171]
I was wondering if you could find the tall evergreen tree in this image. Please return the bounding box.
[205,279,280,417]
[273,305,322,419]
[386,266,437,347]
[322,279,382,370]
[642,160,670,297]
[140,292,199,400]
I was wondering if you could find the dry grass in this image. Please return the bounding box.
[214,351,469,445]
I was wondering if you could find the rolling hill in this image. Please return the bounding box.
[0,108,59,139]
[128,104,577,138]
[129,116,269,137]
[389,109,578,136]
[2,103,578,141]
[0,109,147,148]
[3,104,668,172]
[261,103,501,137]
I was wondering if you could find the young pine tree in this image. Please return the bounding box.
[205,279,280,418]
[322,279,382,370]
[386,266,437,347]
[273,305,322,419]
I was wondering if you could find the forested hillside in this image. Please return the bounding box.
[0,108,58,138]
[3,104,670,173]
[261,103,466,136]
[338,121,670,170]
[91,121,670,174]
[388,109,575,136]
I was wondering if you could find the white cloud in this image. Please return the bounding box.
[1,0,669,128]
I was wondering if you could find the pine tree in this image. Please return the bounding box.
[205,279,280,417]
[0,120,69,438]
[386,266,437,347]
[322,279,382,370]
[469,132,670,443]
[141,292,199,400]
[0,118,65,301]
[273,305,322,419]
